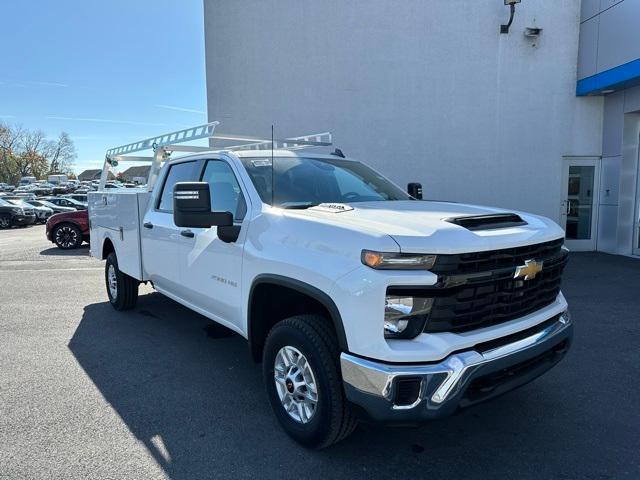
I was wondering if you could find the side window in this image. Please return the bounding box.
[158,161,202,212]
[201,160,246,221]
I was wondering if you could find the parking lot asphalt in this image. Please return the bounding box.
[1,225,639,480]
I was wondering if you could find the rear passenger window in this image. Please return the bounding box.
[158,161,202,212]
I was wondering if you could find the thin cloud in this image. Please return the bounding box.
[27,81,69,88]
[155,104,206,115]
[47,116,166,127]
[72,135,139,141]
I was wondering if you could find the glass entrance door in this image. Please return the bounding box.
[561,157,600,251]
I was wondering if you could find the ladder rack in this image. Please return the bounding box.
[99,122,332,191]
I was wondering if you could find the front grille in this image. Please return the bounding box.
[416,239,567,333]
[431,238,564,274]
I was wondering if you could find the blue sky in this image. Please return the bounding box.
[0,0,207,174]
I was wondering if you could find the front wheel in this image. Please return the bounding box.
[105,252,139,310]
[0,215,12,229]
[53,223,83,249]
[263,315,357,449]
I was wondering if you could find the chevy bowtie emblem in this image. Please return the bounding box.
[514,259,543,280]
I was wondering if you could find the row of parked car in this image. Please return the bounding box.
[0,179,94,196]
[0,192,90,249]
[1,179,144,249]
[0,178,142,196]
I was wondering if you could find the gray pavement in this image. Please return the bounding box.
[1,225,639,479]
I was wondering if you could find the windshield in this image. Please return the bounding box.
[0,198,11,206]
[240,156,410,208]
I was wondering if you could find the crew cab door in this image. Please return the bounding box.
[180,158,248,330]
[141,159,203,292]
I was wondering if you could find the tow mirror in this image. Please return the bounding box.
[407,182,423,200]
[173,182,233,228]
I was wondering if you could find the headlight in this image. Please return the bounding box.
[384,294,433,339]
[11,207,23,214]
[362,250,437,270]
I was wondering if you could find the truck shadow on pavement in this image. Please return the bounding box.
[67,254,635,480]
[40,245,90,257]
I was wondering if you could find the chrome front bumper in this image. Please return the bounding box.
[340,311,573,422]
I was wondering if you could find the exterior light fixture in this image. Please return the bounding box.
[500,0,521,34]
[524,26,542,37]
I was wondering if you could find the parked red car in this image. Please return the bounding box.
[46,209,90,249]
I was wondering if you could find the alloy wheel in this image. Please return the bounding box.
[274,346,318,424]
[107,264,118,299]
[55,226,78,248]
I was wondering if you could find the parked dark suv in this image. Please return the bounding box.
[45,209,90,249]
[0,198,36,228]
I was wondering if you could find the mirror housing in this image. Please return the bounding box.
[173,182,233,228]
[407,182,423,200]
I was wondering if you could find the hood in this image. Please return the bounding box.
[288,201,564,254]
[49,209,88,222]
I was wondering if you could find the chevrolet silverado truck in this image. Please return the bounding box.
[89,125,572,448]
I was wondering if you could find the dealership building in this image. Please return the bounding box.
[204,0,640,257]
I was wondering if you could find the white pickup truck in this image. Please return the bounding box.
[89,124,572,448]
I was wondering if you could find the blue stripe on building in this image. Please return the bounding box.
[577,57,640,96]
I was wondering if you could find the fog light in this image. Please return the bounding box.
[384,296,433,339]
[394,377,422,407]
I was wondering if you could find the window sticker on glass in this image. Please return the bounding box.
[251,158,272,167]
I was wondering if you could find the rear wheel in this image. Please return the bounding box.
[105,252,139,310]
[263,315,357,449]
[0,215,11,229]
[53,223,83,249]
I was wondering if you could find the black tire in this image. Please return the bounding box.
[263,315,357,449]
[0,214,12,229]
[53,223,83,249]
[105,252,139,310]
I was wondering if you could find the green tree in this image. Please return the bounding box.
[0,122,77,183]
[0,123,23,184]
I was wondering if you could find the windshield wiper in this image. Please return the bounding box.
[279,202,318,210]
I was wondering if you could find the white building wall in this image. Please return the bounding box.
[204,0,602,223]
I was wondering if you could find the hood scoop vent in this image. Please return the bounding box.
[445,213,527,231]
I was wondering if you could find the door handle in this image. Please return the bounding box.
[143,222,153,229]
[181,229,195,238]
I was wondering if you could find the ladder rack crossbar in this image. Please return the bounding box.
[106,122,220,158]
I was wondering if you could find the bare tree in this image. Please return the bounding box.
[45,132,76,174]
